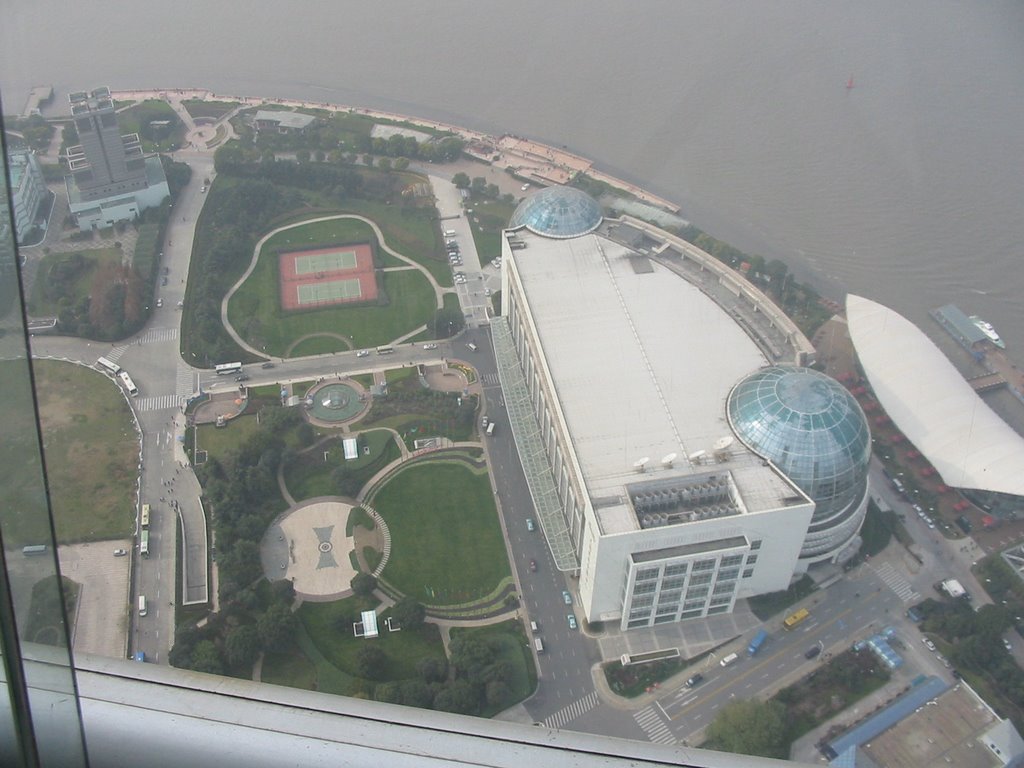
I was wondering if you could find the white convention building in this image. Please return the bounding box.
[491,186,871,630]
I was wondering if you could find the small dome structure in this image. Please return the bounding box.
[508,185,603,239]
[727,366,871,526]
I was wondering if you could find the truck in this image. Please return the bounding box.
[748,629,768,656]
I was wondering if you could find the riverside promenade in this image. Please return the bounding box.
[105,86,680,213]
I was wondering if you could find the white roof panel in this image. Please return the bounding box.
[514,231,767,498]
[847,294,1024,496]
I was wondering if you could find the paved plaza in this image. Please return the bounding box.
[262,499,357,600]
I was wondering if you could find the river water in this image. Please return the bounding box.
[3,0,1023,356]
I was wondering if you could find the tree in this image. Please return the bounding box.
[704,699,788,759]
[393,157,410,171]
[257,602,296,652]
[432,680,481,715]
[189,640,224,675]
[374,681,403,704]
[485,680,511,708]
[452,172,470,189]
[390,597,426,630]
[470,176,487,195]
[400,680,435,708]
[362,154,374,167]
[351,572,377,598]
[355,644,387,680]
[296,149,311,163]
[224,624,262,668]
[417,656,448,684]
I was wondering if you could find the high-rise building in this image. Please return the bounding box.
[67,87,147,201]
[6,148,47,244]
[63,87,169,231]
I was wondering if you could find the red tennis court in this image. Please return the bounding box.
[279,244,378,311]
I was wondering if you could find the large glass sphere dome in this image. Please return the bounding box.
[727,366,871,524]
[508,185,603,239]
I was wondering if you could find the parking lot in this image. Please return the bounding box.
[58,540,133,658]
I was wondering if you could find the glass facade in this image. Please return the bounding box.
[507,186,603,240]
[727,366,871,526]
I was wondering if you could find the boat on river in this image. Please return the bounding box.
[970,315,1005,348]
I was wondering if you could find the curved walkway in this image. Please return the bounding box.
[221,214,448,359]
[283,331,354,357]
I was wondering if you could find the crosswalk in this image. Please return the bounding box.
[138,327,178,344]
[137,394,182,413]
[542,690,599,729]
[176,360,196,398]
[106,345,128,363]
[482,372,500,386]
[633,705,676,745]
[873,562,920,602]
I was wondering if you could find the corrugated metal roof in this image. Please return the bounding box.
[847,294,1024,497]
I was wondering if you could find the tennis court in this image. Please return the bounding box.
[294,249,359,275]
[296,278,364,305]
[279,242,378,311]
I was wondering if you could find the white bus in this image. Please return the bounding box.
[96,356,121,375]
[215,362,243,376]
[118,370,139,396]
[140,529,150,557]
[376,346,394,355]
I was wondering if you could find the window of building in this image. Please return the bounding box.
[692,559,716,572]
[631,594,654,608]
[627,618,649,629]
[664,562,687,577]
[635,567,660,582]
[633,581,657,595]
[685,586,709,600]
[680,609,704,619]
[750,539,763,550]
[746,554,759,565]
[654,613,676,624]
[720,554,743,568]
[742,568,755,578]
[689,573,712,587]
[662,576,685,590]
[717,567,740,582]
[707,605,731,615]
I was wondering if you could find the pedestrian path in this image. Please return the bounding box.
[138,327,178,344]
[633,705,676,745]
[137,394,181,413]
[481,372,500,386]
[176,360,195,398]
[872,562,920,602]
[542,690,599,729]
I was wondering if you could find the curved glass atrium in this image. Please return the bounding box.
[508,185,603,239]
[727,366,871,527]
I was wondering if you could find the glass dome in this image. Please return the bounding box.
[508,185,603,239]
[727,366,871,523]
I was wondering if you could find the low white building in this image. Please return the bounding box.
[493,187,870,630]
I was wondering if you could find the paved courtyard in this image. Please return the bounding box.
[261,499,357,601]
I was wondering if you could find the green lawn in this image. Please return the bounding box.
[299,596,446,682]
[34,361,137,543]
[370,460,510,604]
[226,216,437,356]
[260,644,318,690]
[196,415,261,464]
[288,336,353,356]
[28,247,123,315]
[181,99,239,120]
[449,620,537,715]
[283,430,400,501]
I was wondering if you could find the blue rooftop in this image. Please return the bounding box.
[508,185,603,239]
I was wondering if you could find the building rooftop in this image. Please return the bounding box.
[509,185,603,239]
[847,294,1024,498]
[510,228,806,533]
[253,110,317,130]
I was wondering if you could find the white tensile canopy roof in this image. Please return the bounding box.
[846,294,1024,496]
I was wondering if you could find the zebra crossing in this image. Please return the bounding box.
[176,361,196,398]
[542,690,599,729]
[873,562,920,602]
[482,372,500,386]
[633,705,676,745]
[137,394,182,413]
[106,345,129,363]
[138,327,178,344]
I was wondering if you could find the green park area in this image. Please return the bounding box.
[282,429,401,500]
[181,99,239,121]
[28,247,123,316]
[369,459,510,605]
[448,621,537,716]
[33,361,137,543]
[225,216,438,357]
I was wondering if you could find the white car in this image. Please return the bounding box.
[156,298,163,308]
[423,343,438,350]
[356,350,370,357]
[521,183,530,191]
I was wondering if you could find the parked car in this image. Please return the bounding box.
[567,614,577,630]
[424,343,438,350]
[356,350,370,357]
[525,517,534,531]
[261,362,275,369]
[922,637,936,651]
[1004,638,1014,652]
[156,298,163,308]
[804,645,821,659]
[562,590,572,605]
[113,548,128,557]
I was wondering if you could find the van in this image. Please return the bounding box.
[534,637,544,653]
[444,229,456,237]
[486,422,496,437]
[720,652,739,667]
[138,595,148,617]
[466,342,478,352]
[530,621,539,633]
